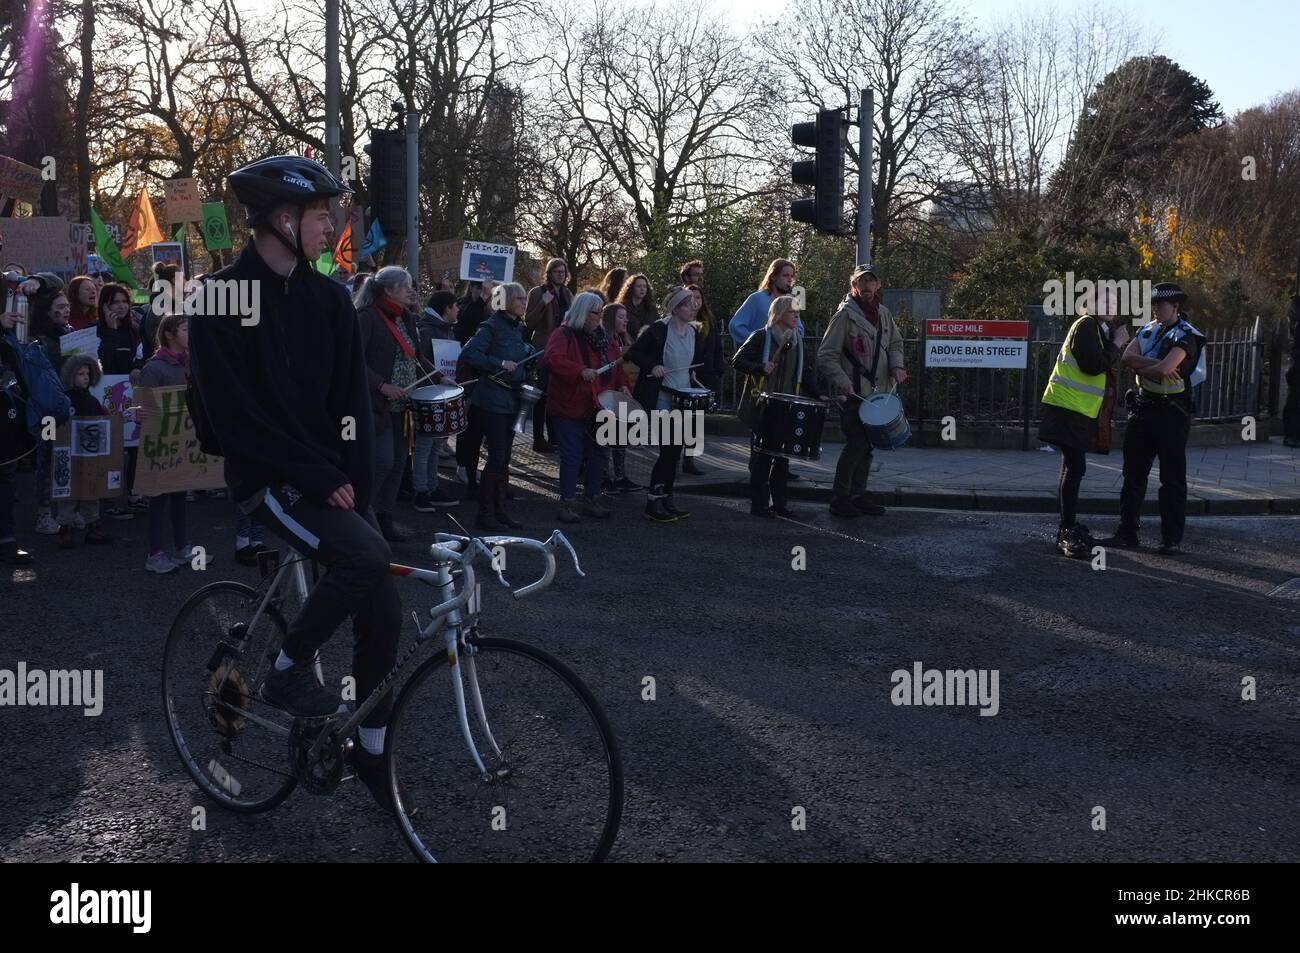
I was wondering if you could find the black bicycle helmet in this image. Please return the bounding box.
[227,155,354,261]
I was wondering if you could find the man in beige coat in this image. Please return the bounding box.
[817,264,907,517]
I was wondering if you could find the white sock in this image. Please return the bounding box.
[359,726,386,755]
[235,535,250,549]
[274,650,294,672]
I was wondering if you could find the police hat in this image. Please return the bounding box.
[1151,282,1186,303]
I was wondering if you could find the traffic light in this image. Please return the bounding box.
[363,129,406,238]
[790,108,847,233]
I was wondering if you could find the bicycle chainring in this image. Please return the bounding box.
[289,719,345,795]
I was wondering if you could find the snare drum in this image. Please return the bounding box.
[752,392,827,461]
[596,389,644,418]
[858,392,911,450]
[664,386,713,413]
[409,384,468,438]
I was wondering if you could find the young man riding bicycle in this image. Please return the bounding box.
[188,155,403,812]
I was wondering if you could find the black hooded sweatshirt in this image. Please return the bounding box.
[188,240,375,511]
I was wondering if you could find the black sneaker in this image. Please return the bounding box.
[1158,541,1183,556]
[750,506,775,518]
[1056,526,1089,558]
[350,746,416,816]
[1098,532,1140,549]
[614,477,641,493]
[103,504,135,521]
[830,496,861,518]
[774,505,799,518]
[260,664,343,718]
[682,458,706,475]
[412,491,436,513]
[851,495,886,516]
[428,487,458,508]
[1284,438,1300,448]
[662,495,690,520]
[644,498,677,523]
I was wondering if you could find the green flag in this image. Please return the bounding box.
[200,202,231,250]
[315,248,336,276]
[89,207,139,289]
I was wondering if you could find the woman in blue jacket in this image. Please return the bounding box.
[460,281,534,529]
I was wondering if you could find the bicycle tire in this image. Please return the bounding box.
[387,635,624,862]
[161,580,298,813]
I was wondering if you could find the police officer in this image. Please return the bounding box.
[1101,282,1206,555]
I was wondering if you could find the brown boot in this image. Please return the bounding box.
[495,474,523,529]
[476,472,501,531]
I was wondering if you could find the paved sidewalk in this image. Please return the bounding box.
[508,436,1300,515]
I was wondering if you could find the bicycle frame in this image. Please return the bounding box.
[225,533,577,779]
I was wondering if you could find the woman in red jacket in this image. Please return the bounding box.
[543,290,629,523]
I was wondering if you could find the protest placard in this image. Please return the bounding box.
[0,216,74,272]
[50,415,125,501]
[131,385,224,495]
[60,326,100,358]
[95,375,141,448]
[163,178,203,223]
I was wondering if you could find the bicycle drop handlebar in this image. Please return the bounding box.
[431,529,584,601]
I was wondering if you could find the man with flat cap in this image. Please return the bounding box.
[1101,282,1206,555]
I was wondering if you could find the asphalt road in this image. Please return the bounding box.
[2,484,1298,862]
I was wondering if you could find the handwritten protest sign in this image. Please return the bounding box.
[163,178,203,223]
[132,385,225,495]
[430,340,460,380]
[0,216,74,272]
[0,155,45,204]
[60,326,100,358]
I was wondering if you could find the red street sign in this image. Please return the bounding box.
[926,319,1029,338]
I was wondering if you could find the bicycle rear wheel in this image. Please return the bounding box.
[388,635,623,862]
[161,581,298,813]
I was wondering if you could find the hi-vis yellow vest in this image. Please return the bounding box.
[1042,316,1106,418]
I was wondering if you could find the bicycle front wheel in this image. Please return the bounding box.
[388,635,623,862]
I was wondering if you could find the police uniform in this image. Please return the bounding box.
[1107,283,1205,553]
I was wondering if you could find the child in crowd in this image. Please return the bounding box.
[138,315,212,574]
[57,355,114,547]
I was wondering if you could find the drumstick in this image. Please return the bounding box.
[401,367,443,394]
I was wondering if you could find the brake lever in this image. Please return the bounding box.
[549,530,584,578]
[468,536,511,588]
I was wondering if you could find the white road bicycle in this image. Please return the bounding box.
[161,529,623,863]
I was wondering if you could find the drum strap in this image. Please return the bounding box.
[842,319,885,393]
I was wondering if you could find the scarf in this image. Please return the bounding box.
[852,290,881,327]
[155,346,189,368]
[376,295,416,358]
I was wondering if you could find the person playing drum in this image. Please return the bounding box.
[625,285,708,523]
[733,295,821,518]
[816,264,906,518]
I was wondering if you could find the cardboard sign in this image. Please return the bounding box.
[70,222,91,273]
[0,155,45,204]
[0,216,74,272]
[151,242,184,269]
[95,375,141,448]
[132,385,225,495]
[86,253,109,275]
[163,178,203,223]
[424,239,462,283]
[50,415,125,501]
[429,340,461,380]
[59,326,100,358]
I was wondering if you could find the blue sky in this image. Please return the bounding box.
[734,0,1297,117]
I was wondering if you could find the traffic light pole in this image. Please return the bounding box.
[406,110,419,283]
[857,88,873,264]
[325,0,340,175]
